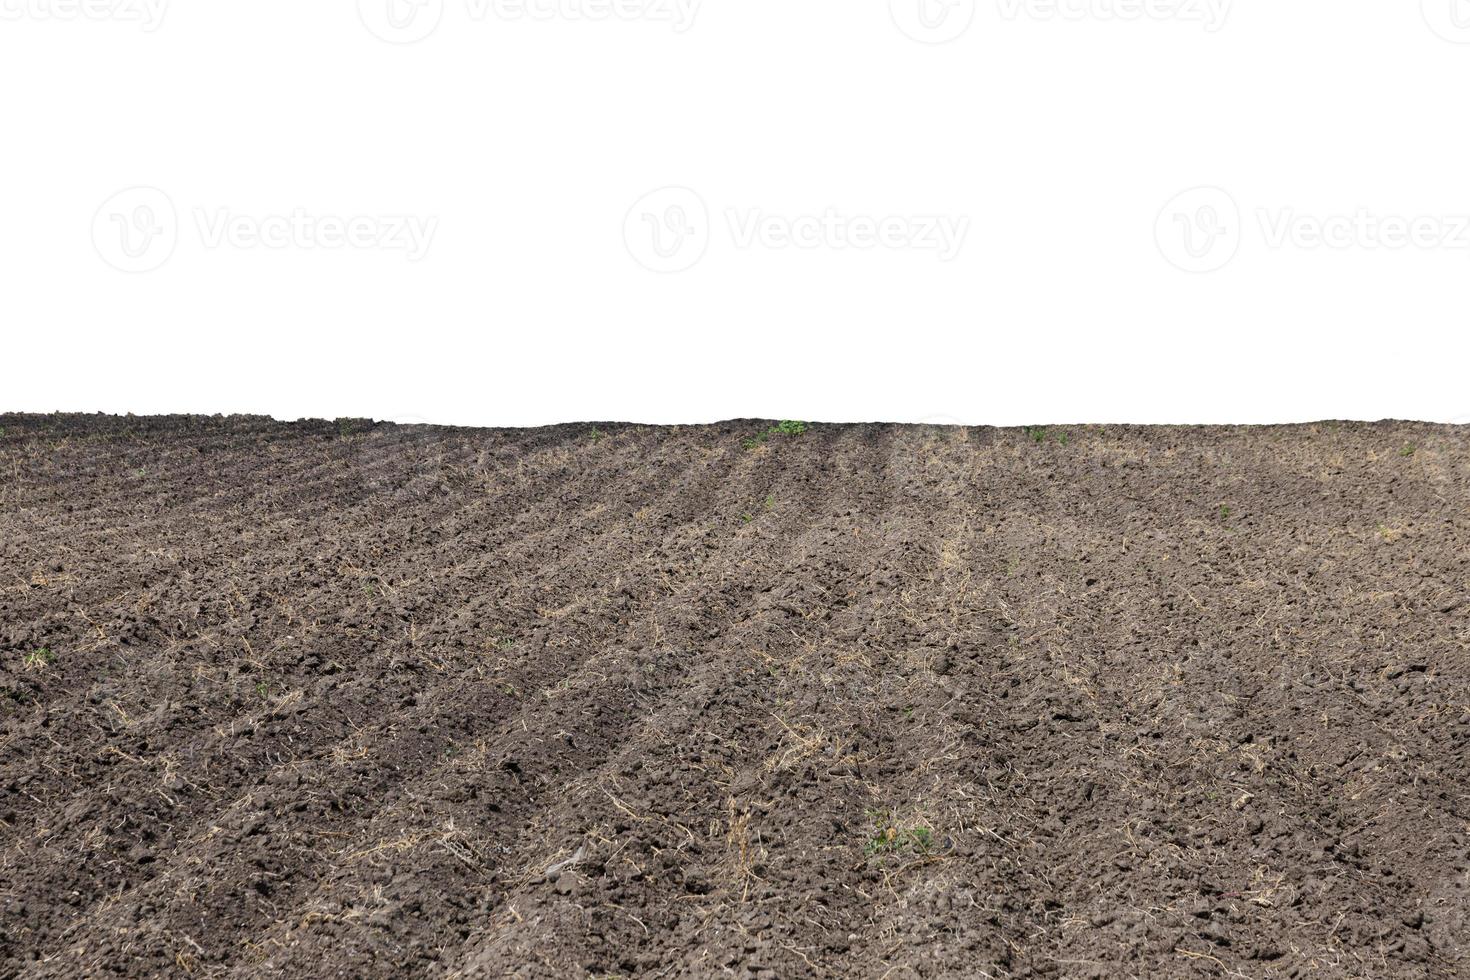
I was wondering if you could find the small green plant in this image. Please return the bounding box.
[864,810,935,857]
[23,648,54,669]
[743,421,808,449]
[1376,524,1404,542]
[1056,431,1069,446]
[1400,445,1417,457]
[590,427,605,443]
[1219,504,1231,520]
[255,681,270,699]
[763,495,775,511]
[1024,427,1048,444]
[741,512,753,524]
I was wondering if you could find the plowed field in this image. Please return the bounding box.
[1,415,1467,978]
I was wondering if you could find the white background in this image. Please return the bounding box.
[4,0,1469,427]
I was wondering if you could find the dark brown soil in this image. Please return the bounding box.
[1,414,1467,979]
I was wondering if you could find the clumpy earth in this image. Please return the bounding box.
[0,414,1467,979]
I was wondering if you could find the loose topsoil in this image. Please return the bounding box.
[1,414,1467,979]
